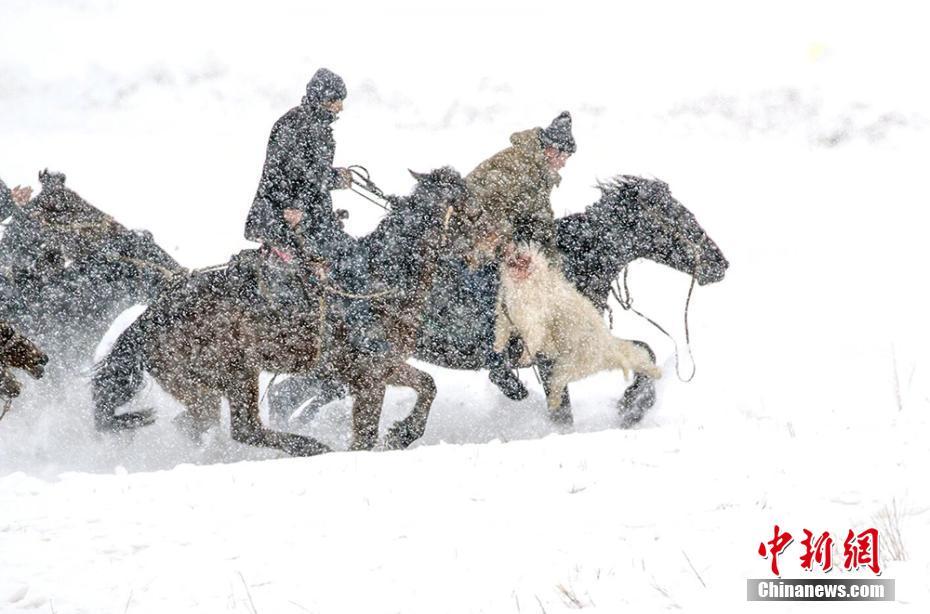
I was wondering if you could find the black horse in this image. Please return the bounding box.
[268,175,728,428]
[0,170,185,368]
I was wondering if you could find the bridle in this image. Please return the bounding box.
[348,165,391,211]
[610,204,702,383]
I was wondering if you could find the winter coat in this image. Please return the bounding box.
[245,103,345,257]
[464,127,561,255]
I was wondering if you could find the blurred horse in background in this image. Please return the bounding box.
[0,170,185,370]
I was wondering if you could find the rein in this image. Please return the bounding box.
[611,266,697,383]
[348,165,391,211]
[611,204,704,383]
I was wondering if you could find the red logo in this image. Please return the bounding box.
[758,526,881,576]
[843,528,880,575]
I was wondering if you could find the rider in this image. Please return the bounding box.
[245,68,389,354]
[462,111,576,399]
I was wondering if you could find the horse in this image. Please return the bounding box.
[0,320,48,417]
[268,175,729,428]
[91,167,468,455]
[0,170,185,368]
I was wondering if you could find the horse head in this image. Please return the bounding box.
[114,228,187,303]
[364,167,467,293]
[406,167,468,236]
[594,176,729,285]
[0,320,48,381]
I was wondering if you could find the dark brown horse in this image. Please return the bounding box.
[0,320,48,416]
[92,168,467,455]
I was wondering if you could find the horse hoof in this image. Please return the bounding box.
[291,439,331,457]
[489,367,528,401]
[617,378,656,428]
[349,437,377,452]
[548,405,574,427]
[97,409,156,432]
[172,412,210,442]
[383,420,422,450]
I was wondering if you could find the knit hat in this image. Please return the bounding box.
[304,68,347,105]
[539,111,576,154]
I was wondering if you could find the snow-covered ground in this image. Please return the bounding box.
[2,0,929,611]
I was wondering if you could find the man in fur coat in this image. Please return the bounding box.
[460,111,576,400]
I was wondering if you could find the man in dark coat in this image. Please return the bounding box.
[245,68,387,354]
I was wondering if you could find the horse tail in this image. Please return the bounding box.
[92,316,152,431]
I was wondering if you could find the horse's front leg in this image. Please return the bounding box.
[617,340,658,428]
[349,383,385,451]
[227,371,331,456]
[536,354,573,426]
[382,364,437,450]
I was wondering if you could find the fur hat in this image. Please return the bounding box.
[304,68,347,105]
[539,111,576,154]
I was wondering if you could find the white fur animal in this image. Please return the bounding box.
[495,244,661,414]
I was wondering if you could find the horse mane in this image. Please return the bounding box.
[555,175,676,307]
[590,175,673,220]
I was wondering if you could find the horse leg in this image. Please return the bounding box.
[349,383,385,451]
[536,354,573,426]
[165,382,222,442]
[617,340,658,428]
[227,373,331,457]
[382,364,436,450]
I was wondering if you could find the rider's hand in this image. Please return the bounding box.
[11,186,32,205]
[283,208,304,228]
[334,168,352,189]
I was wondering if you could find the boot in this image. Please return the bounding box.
[487,350,528,401]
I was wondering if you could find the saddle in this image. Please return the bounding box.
[226,247,334,329]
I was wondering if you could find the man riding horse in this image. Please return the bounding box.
[458,111,577,400]
[1,171,183,364]
[245,68,388,355]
